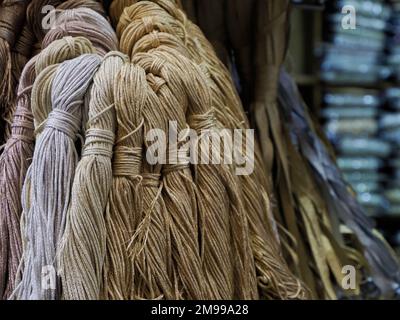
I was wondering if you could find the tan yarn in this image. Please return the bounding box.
[56,0,106,15]
[115,0,306,299]
[124,66,177,300]
[103,61,143,300]
[134,53,212,300]
[59,52,127,300]
[117,9,259,297]
[140,50,258,299]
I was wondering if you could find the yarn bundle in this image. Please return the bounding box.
[0,0,399,300]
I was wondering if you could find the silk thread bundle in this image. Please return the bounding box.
[13,42,98,300]
[59,52,127,300]
[0,57,36,300]
[114,0,305,299]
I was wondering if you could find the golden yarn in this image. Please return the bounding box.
[59,52,127,300]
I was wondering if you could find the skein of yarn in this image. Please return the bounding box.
[103,61,143,300]
[59,52,127,300]
[13,46,99,300]
[6,1,116,300]
[114,0,306,299]
[3,0,386,301]
[0,57,36,300]
[0,0,30,144]
[135,53,213,300]
[144,50,256,299]
[41,8,118,55]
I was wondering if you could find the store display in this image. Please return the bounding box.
[0,0,399,302]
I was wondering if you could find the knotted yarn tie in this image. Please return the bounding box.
[141,173,162,188]
[63,36,77,57]
[11,110,34,132]
[46,107,82,140]
[113,145,142,177]
[187,109,216,132]
[163,127,191,176]
[142,16,155,34]
[146,73,166,93]
[82,128,114,158]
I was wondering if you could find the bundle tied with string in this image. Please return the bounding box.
[59,52,127,300]
[0,0,29,142]
[143,51,257,299]
[133,53,211,299]
[1,0,89,142]
[109,0,182,27]
[123,64,178,300]
[14,52,100,300]
[121,18,257,296]
[56,0,106,15]
[0,57,36,300]
[41,8,118,56]
[117,11,240,298]
[103,62,143,300]
[115,0,305,299]
[2,36,95,300]
[25,0,63,42]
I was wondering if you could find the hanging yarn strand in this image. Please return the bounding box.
[59,52,127,300]
[158,51,258,299]
[0,0,29,143]
[103,61,143,300]
[125,68,177,300]
[14,53,100,300]
[0,57,35,300]
[114,0,306,299]
[133,52,212,299]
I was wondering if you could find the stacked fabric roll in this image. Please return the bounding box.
[322,0,393,216]
[322,89,391,216]
[322,0,391,84]
[380,89,400,216]
[383,1,400,217]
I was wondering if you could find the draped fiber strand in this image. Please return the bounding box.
[59,52,127,300]
[15,54,100,300]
